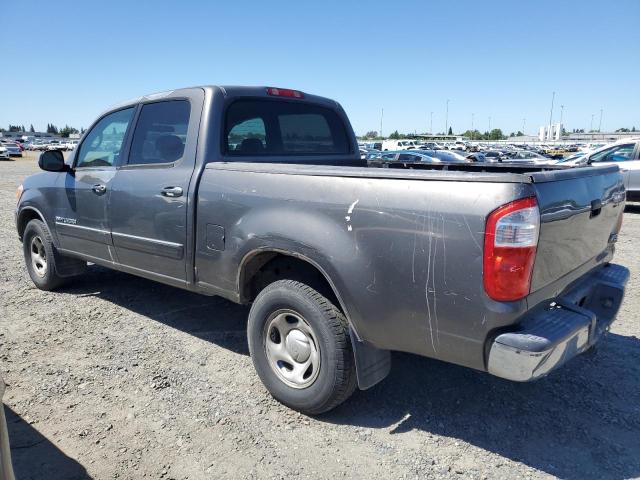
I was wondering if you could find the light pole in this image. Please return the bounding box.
[488,116,491,138]
[548,91,555,142]
[445,99,450,135]
[590,114,594,132]
[430,111,433,135]
[380,108,384,138]
[598,108,603,132]
[471,113,474,140]
[522,118,526,143]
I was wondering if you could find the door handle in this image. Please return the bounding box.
[92,184,107,195]
[161,186,183,198]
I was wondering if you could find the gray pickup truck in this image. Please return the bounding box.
[16,86,629,414]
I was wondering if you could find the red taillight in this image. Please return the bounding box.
[266,87,304,98]
[483,197,539,301]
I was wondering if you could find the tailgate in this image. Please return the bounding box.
[529,165,625,292]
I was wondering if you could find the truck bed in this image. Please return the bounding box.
[195,161,624,372]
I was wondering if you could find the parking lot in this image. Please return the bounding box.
[1,153,639,479]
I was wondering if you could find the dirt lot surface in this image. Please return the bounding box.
[1,155,639,480]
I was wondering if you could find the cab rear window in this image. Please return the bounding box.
[225,99,350,156]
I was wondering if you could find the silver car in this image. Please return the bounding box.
[559,139,640,201]
[0,142,22,157]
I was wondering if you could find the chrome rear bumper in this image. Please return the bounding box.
[488,263,629,382]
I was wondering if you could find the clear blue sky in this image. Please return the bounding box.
[1,0,639,136]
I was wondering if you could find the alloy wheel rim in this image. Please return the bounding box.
[263,310,321,389]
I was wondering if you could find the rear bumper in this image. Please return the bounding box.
[487,263,629,382]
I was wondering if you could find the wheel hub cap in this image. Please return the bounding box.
[263,310,321,389]
[30,235,47,278]
[285,329,311,363]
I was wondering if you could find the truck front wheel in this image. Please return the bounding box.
[248,280,356,415]
[23,219,68,291]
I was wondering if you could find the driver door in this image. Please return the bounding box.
[54,107,136,262]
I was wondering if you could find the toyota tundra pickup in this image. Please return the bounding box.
[16,86,629,414]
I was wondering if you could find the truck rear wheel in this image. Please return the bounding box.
[247,280,356,415]
[23,219,68,291]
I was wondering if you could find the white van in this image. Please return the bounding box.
[382,139,417,151]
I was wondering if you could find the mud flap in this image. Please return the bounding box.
[350,327,391,390]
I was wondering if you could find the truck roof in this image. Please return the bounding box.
[107,85,340,113]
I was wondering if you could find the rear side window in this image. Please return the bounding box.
[225,100,350,156]
[129,100,190,165]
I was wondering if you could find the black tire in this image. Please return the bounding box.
[248,280,357,415]
[23,219,66,291]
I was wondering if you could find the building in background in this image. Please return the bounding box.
[539,123,563,141]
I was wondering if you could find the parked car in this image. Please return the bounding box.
[559,139,640,201]
[481,150,506,162]
[0,145,9,159]
[505,150,558,165]
[381,139,417,151]
[419,149,475,163]
[64,140,79,150]
[30,141,49,151]
[45,140,66,151]
[360,141,382,151]
[419,142,443,150]
[0,142,22,157]
[367,150,439,167]
[16,85,629,414]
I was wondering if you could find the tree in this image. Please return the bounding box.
[462,129,483,140]
[46,123,59,134]
[389,130,401,139]
[59,125,79,138]
[488,129,505,140]
[29,124,35,133]
[447,127,453,135]
[363,130,378,139]
[616,128,630,132]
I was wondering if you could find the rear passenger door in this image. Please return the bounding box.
[109,89,204,285]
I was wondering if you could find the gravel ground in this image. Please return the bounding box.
[1,155,639,480]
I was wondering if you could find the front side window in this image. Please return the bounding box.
[225,99,350,157]
[76,108,134,168]
[590,143,634,163]
[128,100,191,165]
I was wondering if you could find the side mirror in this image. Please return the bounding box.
[38,150,69,172]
